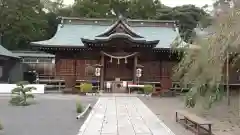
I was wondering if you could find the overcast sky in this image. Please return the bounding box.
[63,0,215,8]
[161,0,214,7]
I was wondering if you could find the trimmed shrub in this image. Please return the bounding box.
[9,81,36,106]
[76,100,83,113]
[143,84,154,95]
[80,83,93,93]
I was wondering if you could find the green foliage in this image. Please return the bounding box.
[9,81,36,106]
[0,0,210,50]
[157,5,211,42]
[76,100,83,113]
[0,0,49,50]
[80,83,92,93]
[185,89,197,108]
[173,7,240,109]
[185,85,225,109]
[143,85,154,94]
[68,0,210,42]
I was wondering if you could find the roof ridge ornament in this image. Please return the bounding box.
[110,9,116,16]
[118,14,123,20]
[118,14,126,22]
[110,8,125,21]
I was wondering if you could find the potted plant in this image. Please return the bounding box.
[9,81,36,106]
[143,84,154,98]
[79,83,92,95]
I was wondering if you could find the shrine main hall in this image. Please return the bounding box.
[31,16,186,93]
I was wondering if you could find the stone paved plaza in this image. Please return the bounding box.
[78,97,175,135]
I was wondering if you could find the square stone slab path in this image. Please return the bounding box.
[78,97,175,135]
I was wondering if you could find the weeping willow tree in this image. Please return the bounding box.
[173,6,240,109]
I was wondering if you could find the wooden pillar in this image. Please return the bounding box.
[133,55,138,84]
[55,52,60,76]
[74,55,77,80]
[100,54,104,90]
[69,55,77,92]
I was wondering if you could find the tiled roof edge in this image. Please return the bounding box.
[59,16,177,25]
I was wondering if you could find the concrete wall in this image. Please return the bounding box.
[0,84,45,94]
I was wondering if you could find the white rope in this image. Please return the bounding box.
[101,51,138,59]
[101,51,138,64]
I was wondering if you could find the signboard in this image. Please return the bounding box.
[136,68,142,78]
[95,67,101,76]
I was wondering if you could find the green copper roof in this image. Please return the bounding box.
[12,51,55,58]
[32,24,109,47]
[133,27,180,48]
[82,33,159,44]
[0,45,19,59]
[31,18,183,49]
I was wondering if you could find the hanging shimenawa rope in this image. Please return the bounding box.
[101,51,138,64]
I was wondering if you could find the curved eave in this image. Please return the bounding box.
[96,19,143,38]
[32,46,92,53]
[81,33,159,47]
[82,38,159,45]
[31,41,86,48]
[0,54,20,60]
[30,42,89,52]
[0,45,20,59]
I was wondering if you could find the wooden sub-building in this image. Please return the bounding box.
[0,45,22,83]
[31,17,186,93]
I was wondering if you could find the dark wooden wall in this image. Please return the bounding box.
[55,52,99,88]
[160,61,176,91]
[139,61,161,82]
[0,57,22,83]
[104,57,133,81]
[139,60,176,91]
[54,51,177,91]
[52,50,240,91]
[27,63,55,76]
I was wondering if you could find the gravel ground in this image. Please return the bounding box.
[0,94,98,135]
[140,96,193,135]
[140,94,240,135]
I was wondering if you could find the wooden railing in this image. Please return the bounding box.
[37,74,180,92]
[37,74,100,92]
